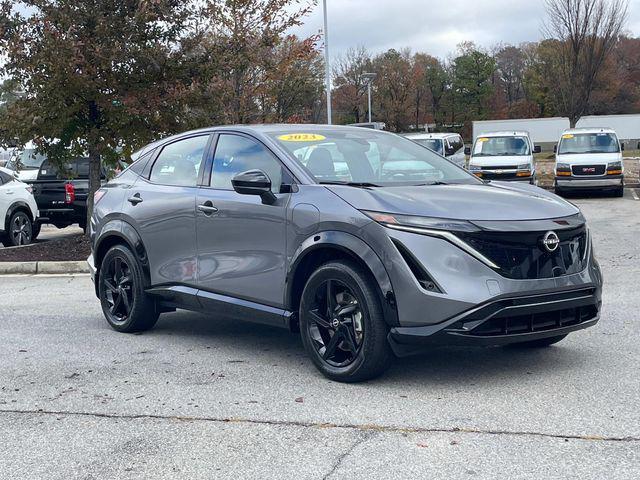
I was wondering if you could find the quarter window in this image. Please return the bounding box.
[149,136,209,187]
[211,134,283,192]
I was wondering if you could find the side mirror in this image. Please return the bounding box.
[445,147,455,156]
[553,145,557,153]
[637,141,640,150]
[621,143,625,151]
[464,146,471,156]
[231,169,276,204]
[533,145,541,154]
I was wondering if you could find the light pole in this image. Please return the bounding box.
[361,72,377,123]
[322,0,332,125]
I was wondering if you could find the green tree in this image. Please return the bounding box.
[0,0,198,227]
[451,42,496,122]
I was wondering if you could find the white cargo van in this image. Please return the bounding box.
[554,128,624,197]
[466,131,540,184]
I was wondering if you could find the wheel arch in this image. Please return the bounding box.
[94,219,151,294]
[4,201,34,233]
[286,231,398,329]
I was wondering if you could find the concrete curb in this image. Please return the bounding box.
[0,261,89,275]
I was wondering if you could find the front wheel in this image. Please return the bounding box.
[299,261,393,383]
[613,186,624,198]
[98,244,159,333]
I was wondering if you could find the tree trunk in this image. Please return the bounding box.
[86,146,101,236]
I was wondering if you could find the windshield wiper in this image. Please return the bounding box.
[319,181,381,188]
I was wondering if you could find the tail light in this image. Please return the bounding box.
[65,183,75,204]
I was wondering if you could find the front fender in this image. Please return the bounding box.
[286,230,398,326]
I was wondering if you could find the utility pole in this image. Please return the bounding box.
[322,0,332,125]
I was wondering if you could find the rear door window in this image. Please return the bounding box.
[149,135,210,187]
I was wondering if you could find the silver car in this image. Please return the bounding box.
[89,125,602,382]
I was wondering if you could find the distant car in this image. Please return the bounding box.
[0,167,39,246]
[404,133,466,168]
[554,127,624,197]
[4,142,47,182]
[466,131,540,184]
[349,122,386,130]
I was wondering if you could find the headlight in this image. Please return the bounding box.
[607,161,623,175]
[362,211,480,233]
[517,163,531,170]
[556,162,571,176]
[468,164,481,172]
[556,163,570,170]
[362,210,498,268]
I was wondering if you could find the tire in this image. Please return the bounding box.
[509,334,568,348]
[98,244,159,333]
[299,261,393,383]
[4,210,33,246]
[613,186,624,198]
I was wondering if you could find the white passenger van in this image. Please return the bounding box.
[466,131,540,184]
[403,132,466,168]
[554,128,624,197]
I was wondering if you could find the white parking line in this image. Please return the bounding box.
[632,189,640,201]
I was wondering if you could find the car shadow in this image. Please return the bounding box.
[149,310,588,385]
[554,188,624,199]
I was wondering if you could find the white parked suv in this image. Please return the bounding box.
[466,131,540,184]
[554,128,624,197]
[404,132,466,168]
[0,167,39,246]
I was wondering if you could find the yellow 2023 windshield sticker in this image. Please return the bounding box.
[562,134,574,139]
[477,137,489,142]
[278,133,326,142]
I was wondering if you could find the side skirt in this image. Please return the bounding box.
[146,285,293,330]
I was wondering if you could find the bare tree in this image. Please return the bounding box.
[543,0,628,126]
[332,46,372,123]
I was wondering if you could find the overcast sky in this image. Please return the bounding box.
[293,0,640,59]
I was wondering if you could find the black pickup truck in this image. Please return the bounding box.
[28,157,97,234]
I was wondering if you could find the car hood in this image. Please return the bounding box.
[469,155,532,167]
[327,182,579,221]
[556,152,621,164]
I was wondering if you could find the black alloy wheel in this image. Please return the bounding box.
[299,261,393,382]
[99,244,159,333]
[8,211,32,246]
[306,279,365,367]
[103,255,134,324]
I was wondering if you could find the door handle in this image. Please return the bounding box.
[127,194,143,205]
[197,201,218,216]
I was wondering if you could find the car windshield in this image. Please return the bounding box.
[410,138,443,155]
[472,136,530,156]
[558,133,620,155]
[7,149,46,170]
[269,129,478,186]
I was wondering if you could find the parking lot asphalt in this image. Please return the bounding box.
[1,189,639,479]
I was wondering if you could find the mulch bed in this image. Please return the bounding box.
[0,234,91,262]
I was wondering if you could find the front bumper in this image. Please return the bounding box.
[556,175,623,189]
[388,286,601,356]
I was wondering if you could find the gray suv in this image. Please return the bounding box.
[89,125,602,382]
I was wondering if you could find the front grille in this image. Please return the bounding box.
[482,171,519,180]
[481,165,517,170]
[458,226,588,279]
[466,304,598,337]
[572,165,606,176]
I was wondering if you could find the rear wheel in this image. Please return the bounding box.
[299,261,392,383]
[4,211,33,246]
[509,334,568,348]
[98,244,158,333]
[613,186,624,197]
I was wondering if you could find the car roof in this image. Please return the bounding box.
[561,127,617,135]
[476,131,530,138]
[404,132,458,140]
